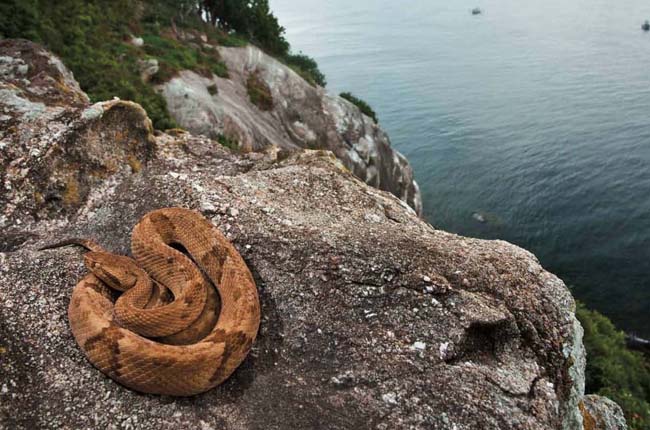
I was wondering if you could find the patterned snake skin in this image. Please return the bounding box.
[43,208,260,396]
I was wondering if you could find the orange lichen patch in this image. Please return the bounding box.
[238,143,253,154]
[88,168,109,179]
[579,401,597,430]
[114,130,125,145]
[33,191,44,204]
[104,159,119,175]
[166,128,187,137]
[127,155,142,173]
[63,175,80,206]
[0,346,6,354]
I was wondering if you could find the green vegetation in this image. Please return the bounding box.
[216,133,238,150]
[0,0,183,129]
[340,92,378,123]
[577,302,650,429]
[0,0,326,130]
[285,53,326,87]
[141,33,228,83]
[207,84,219,96]
[199,0,288,56]
[246,71,273,111]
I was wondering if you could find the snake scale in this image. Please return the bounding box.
[42,208,260,396]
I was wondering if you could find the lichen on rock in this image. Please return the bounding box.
[580,395,628,430]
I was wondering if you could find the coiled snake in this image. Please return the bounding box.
[42,208,260,396]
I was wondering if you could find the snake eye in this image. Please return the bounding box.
[124,272,138,288]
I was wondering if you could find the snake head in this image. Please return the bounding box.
[84,252,140,291]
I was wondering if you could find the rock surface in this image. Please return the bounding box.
[159,43,422,215]
[0,40,626,430]
[580,395,628,430]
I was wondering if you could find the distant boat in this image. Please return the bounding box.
[643,20,650,31]
[471,8,482,15]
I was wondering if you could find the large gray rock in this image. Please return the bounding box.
[0,39,626,430]
[159,44,422,215]
[580,395,628,430]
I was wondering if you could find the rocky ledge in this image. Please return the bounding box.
[0,39,625,429]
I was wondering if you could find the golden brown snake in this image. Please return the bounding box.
[41,208,260,396]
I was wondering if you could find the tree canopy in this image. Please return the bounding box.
[199,0,289,57]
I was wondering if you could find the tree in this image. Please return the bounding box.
[200,0,289,56]
[0,0,41,41]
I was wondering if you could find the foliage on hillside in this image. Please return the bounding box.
[0,0,327,130]
[340,92,378,123]
[1,0,181,129]
[577,302,650,429]
[199,0,288,57]
[285,53,327,87]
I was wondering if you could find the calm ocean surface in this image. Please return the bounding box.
[270,0,650,336]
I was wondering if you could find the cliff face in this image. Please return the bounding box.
[157,32,422,215]
[0,40,626,430]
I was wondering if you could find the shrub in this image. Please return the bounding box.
[577,302,650,429]
[285,53,326,87]
[246,71,273,111]
[340,92,378,123]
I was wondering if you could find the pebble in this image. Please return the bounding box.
[364,212,382,223]
[200,201,216,212]
[364,309,377,319]
[412,341,426,351]
[382,392,398,405]
[130,37,144,47]
[439,342,450,360]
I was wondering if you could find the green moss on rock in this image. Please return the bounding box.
[246,71,273,111]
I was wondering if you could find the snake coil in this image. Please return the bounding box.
[44,208,260,396]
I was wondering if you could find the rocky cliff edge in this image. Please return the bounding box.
[156,30,421,215]
[0,39,625,430]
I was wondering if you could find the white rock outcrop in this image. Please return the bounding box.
[159,45,422,214]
